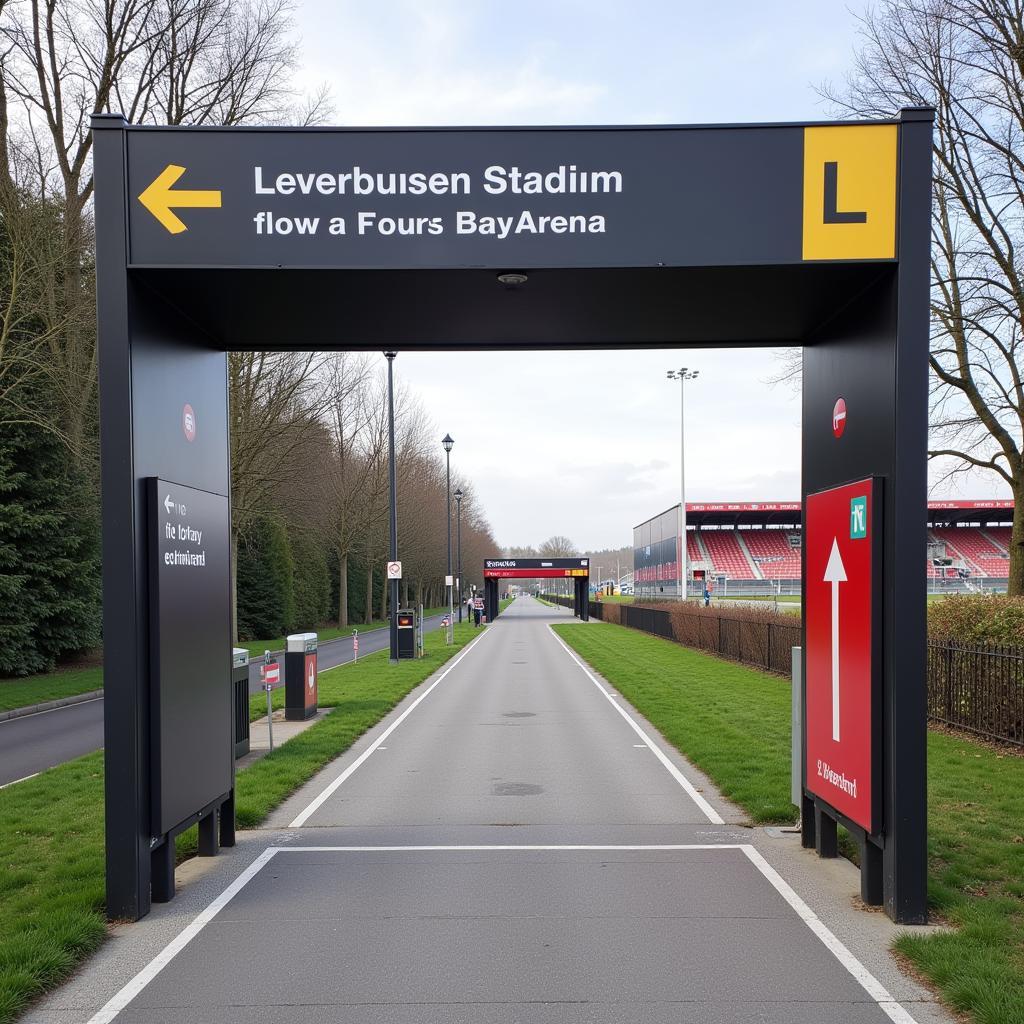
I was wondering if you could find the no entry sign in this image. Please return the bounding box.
[805,478,880,833]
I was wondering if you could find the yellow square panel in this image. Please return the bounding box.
[803,125,897,261]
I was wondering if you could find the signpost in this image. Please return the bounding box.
[93,109,931,923]
[261,653,279,751]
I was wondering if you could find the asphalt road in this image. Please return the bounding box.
[0,612,450,789]
[61,596,921,1024]
[0,696,105,788]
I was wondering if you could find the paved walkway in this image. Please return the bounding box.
[28,597,951,1024]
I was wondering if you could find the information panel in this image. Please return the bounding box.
[148,478,232,835]
[805,478,880,833]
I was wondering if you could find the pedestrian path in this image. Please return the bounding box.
[30,597,950,1024]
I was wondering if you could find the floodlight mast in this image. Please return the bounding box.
[667,368,700,599]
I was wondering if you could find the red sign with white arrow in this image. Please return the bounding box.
[805,477,878,833]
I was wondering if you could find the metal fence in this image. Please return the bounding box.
[568,597,800,675]
[927,640,1024,746]
[543,596,1024,746]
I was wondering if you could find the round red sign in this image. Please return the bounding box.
[832,397,847,439]
[182,403,197,442]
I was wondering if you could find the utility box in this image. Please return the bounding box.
[396,609,417,659]
[285,632,318,721]
[232,647,250,759]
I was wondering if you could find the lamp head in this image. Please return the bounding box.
[442,433,454,453]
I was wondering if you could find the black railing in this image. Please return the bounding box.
[927,640,1024,746]
[545,596,1024,746]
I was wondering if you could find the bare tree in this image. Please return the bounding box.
[228,349,325,640]
[323,352,379,627]
[0,0,328,466]
[819,0,1024,591]
[538,535,580,557]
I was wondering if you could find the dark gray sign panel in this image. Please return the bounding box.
[124,123,895,270]
[147,478,231,835]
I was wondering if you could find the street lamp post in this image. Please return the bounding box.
[385,352,399,663]
[667,368,699,601]
[454,488,464,623]
[442,434,454,642]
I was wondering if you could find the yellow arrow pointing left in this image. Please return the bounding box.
[138,164,222,235]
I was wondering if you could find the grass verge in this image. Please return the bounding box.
[240,607,447,659]
[554,620,1024,1024]
[0,619,483,1024]
[0,666,103,713]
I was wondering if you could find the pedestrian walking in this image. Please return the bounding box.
[473,594,484,627]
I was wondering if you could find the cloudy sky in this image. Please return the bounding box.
[291,0,1010,551]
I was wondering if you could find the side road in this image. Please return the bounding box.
[0,612,449,789]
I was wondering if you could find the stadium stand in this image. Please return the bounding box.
[634,501,1014,597]
[931,526,1010,578]
[699,530,757,579]
[742,529,802,579]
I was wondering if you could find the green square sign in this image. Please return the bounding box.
[850,495,868,539]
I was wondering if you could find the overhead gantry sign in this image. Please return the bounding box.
[92,108,932,924]
[483,558,591,620]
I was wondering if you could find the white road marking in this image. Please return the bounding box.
[547,625,725,825]
[0,695,103,725]
[288,626,494,827]
[84,847,278,1024]
[0,772,39,789]
[633,744,647,748]
[741,846,920,1024]
[84,844,922,1024]
[282,844,741,852]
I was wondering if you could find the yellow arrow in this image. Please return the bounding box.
[138,164,222,234]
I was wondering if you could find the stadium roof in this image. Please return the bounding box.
[639,500,1015,529]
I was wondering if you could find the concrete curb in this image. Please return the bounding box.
[0,688,104,722]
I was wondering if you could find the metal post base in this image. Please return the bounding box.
[150,840,175,903]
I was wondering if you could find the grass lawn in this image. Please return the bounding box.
[718,594,802,604]
[596,594,635,604]
[0,619,482,1024]
[554,620,1024,1024]
[0,666,103,713]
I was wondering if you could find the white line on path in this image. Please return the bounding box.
[288,626,494,827]
[0,772,39,789]
[84,847,278,1024]
[740,846,920,1024]
[84,844,921,1024]
[547,625,725,825]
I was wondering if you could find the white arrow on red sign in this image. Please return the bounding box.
[823,537,848,742]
